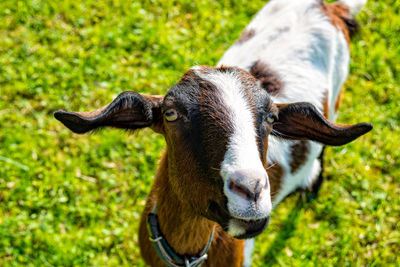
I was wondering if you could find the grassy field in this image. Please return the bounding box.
[0,0,399,266]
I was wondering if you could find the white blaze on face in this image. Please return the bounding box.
[193,67,272,227]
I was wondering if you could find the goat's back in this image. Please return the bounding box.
[218,0,361,205]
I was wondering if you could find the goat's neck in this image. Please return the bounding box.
[152,152,215,256]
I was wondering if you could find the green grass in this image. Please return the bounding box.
[0,0,399,266]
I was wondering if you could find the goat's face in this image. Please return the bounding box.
[161,67,275,238]
[55,66,372,239]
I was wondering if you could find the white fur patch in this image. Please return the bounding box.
[227,220,246,237]
[243,238,255,267]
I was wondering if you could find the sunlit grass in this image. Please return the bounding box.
[0,0,398,266]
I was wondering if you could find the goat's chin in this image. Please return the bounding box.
[227,217,270,239]
[203,200,269,239]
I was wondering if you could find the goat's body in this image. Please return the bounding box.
[219,0,353,206]
[139,0,362,265]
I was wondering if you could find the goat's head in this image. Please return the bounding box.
[55,66,372,239]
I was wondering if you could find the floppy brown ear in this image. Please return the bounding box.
[54,92,164,134]
[272,102,372,146]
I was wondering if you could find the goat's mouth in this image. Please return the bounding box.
[203,200,270,239]
[228,216,270,239]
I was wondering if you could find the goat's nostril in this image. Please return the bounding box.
[229,180,252,200]
[229,179,255,201]
[228,169,267,202]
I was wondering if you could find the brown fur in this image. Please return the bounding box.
[139,152,245,267]
[267,162,285,202]
[250,61,283,96]
[320,2,360,44]
[261,136,269,169]
[322,90,329,118]
[236,28,255,44]
[335,89,343,113]
[289,141,310,174]
[235,67,261,128]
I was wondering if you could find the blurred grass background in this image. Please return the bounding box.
[0,0,399,266]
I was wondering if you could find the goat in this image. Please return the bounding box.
[55,0,371,266]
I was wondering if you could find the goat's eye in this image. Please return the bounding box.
[164,109,178,122]
[266,113,276,124]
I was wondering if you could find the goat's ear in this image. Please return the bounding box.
[54,92,164,134]
[272,102,372,146]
